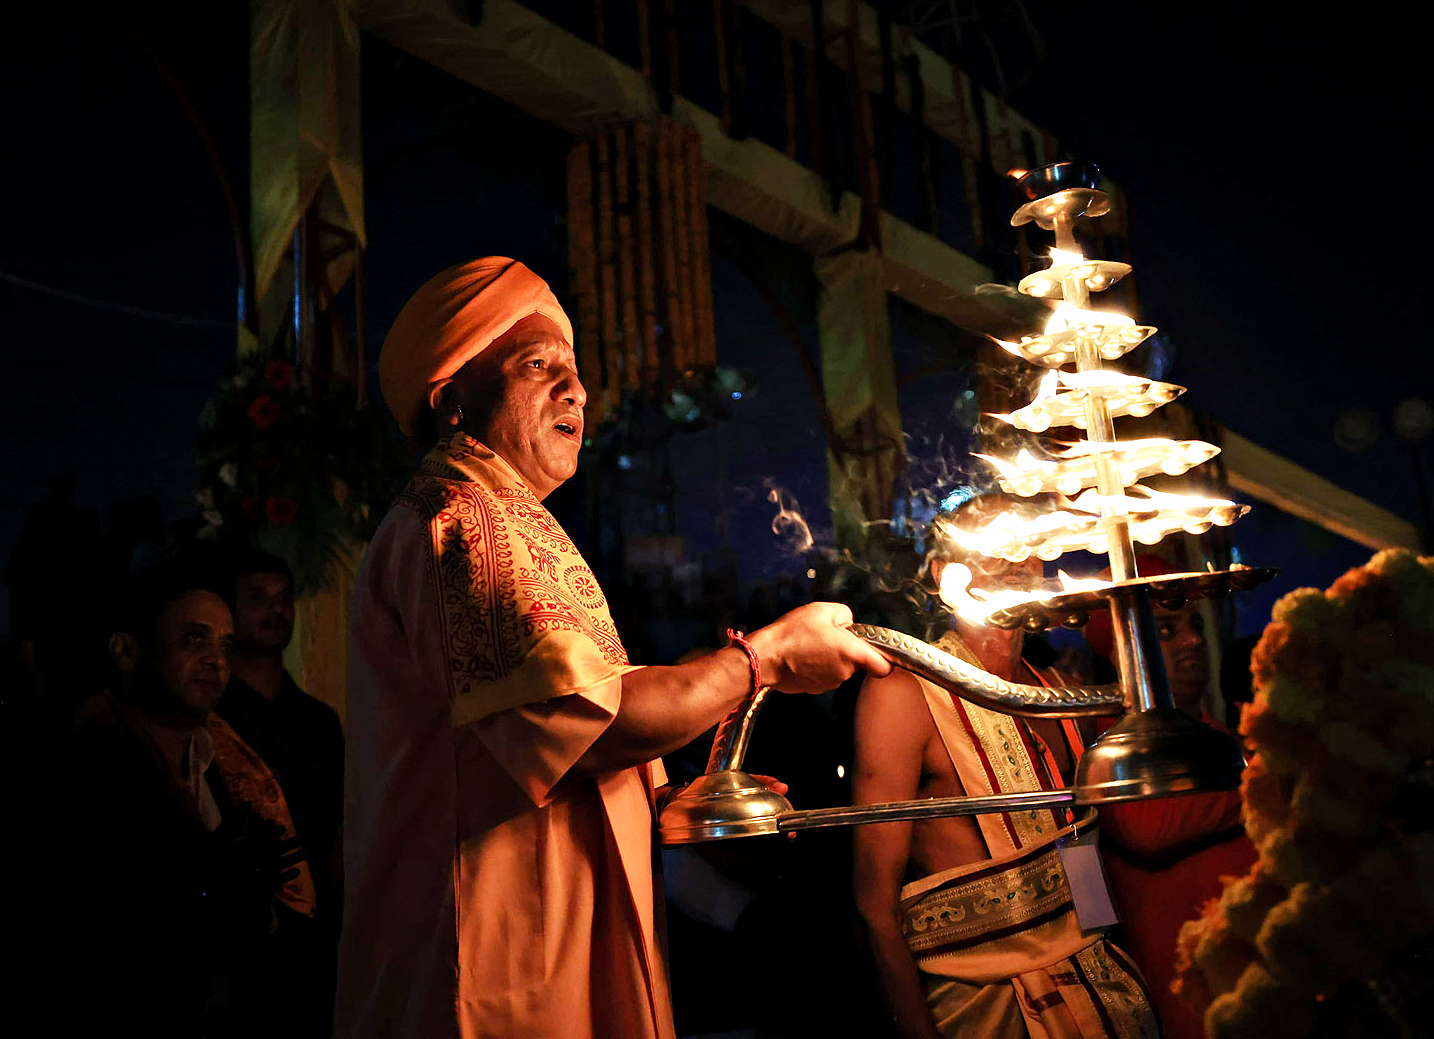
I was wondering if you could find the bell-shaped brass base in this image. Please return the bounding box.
[1074,708,1246,804]
[657,770,793,845]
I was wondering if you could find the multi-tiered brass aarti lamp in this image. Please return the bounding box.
[659,162,1274,844]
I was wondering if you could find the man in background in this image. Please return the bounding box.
[63,560,318,1036]
[216,549,345,1033]
[217,549,344,922]
[1084,556,1256,1039]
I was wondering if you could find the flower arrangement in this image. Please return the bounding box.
[1173,549,1434,1037]
[195,354,410,594]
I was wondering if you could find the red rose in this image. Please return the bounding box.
[264,359,295,391]
[254,455,280,474]
[248,394,280,429]
[264,496,297,525]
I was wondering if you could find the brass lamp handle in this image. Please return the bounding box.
[702,623,1122,783]
[848,624,1125,717]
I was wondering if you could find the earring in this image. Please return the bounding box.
[453,403,465,426]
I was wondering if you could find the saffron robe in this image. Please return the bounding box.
[336,433,674,1039]
[1096,716,1256,1039]
[899,633,1160,1039]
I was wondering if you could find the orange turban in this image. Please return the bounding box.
[379,257,574,438]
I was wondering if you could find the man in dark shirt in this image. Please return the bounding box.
[217,551,344,925]
[62,561,315,1037]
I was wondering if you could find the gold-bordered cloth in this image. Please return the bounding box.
[903,821,1159,1037]
[900,814,1094,961]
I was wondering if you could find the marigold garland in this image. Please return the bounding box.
[1173,549,1434,1038]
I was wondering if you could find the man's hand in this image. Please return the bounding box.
[747,602,892,694]
[746,774,788,797]
[222,812,305,893]
[205,810,305,940]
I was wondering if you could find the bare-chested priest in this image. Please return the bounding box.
[852,495,1159,1039]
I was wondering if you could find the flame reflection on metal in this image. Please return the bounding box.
[977,439,1222,497]
[996,322,1155,368]
[1018,258,1132,300]
[933,491,1248,565]
[996,370,1187,432]
[982,566,1278,632]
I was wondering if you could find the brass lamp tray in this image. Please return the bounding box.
[985,566,1279,631]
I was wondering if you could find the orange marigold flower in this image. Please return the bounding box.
[1252,624,1330,696]
[1328,565,1403,624]
[264,359,295,391]
[1185,914,1258,1005]
[264,496,297,525]
[248,394,280,429]
[1240,759,1290,842]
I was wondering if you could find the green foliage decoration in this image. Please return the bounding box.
[194,355,409,594]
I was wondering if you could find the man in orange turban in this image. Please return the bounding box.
[337,257,891,1039]
[377,256,576,443]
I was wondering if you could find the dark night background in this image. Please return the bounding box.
[0,6,1428,1037]
[1,2,1426,640]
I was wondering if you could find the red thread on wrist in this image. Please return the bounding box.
[726,628,762,694]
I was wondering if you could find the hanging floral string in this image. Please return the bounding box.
[566,116,722,428]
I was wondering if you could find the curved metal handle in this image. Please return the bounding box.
[849,623,1125,717]
[698,623,1122,791]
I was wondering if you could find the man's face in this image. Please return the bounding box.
[1154,600,1208,714]
[233,571,294,651]
[934,495,1045,595]
[957,553,1043,593]
[451,315,586,500]
[139,590,234,727]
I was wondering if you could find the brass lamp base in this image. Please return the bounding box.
[1074,708,1246,804]
[658,770,793,845]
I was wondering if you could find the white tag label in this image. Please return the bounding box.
[1058,841,1119,931]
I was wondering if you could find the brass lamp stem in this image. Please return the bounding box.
[1105,584,1174,713]
[705,683,771,773]
[1066,257,1136,584]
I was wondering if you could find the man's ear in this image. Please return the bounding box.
[108,632,139,672]
[929,558,946,588]
[427,377,455,415]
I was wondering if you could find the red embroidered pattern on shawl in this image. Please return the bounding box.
[394,448,627,698]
